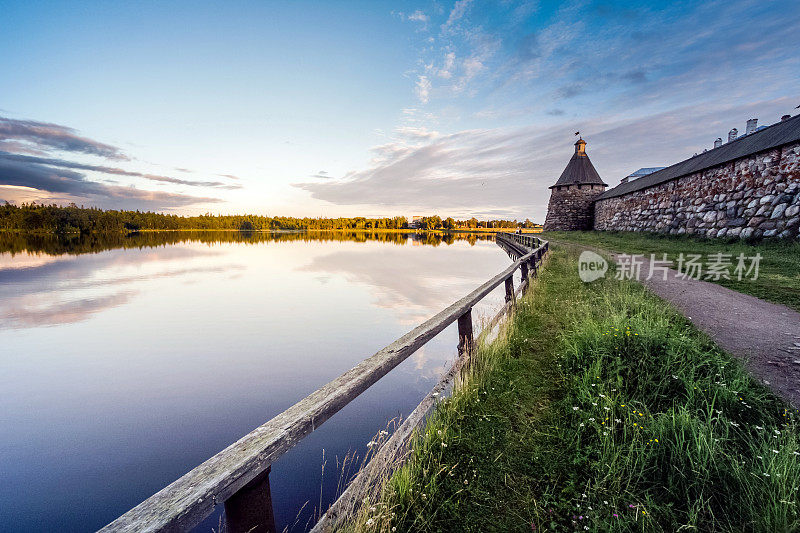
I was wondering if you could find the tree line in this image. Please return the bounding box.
[0,202,541,234]
[415,216,538,230]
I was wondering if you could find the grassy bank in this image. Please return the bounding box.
[345,245,800,532]
[544,230,800,311]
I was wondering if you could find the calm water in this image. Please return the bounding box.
[0,231,515,532]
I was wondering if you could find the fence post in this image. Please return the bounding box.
[521,261,529,281]
[224,467,277,533]
[457,308,473,358]
[504,276,515,304]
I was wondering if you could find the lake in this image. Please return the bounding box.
[0,231,516,532]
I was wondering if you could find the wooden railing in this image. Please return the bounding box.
[99,233,549,533]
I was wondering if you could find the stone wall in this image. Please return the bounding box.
[544,185,605,231]
[594,141,800,239]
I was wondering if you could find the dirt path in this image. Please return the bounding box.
[556,241,800,408]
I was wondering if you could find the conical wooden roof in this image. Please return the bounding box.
[550,139,607,188]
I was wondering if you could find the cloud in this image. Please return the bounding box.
[0,158,103,195]
[415,75,432,104]
[0,115,232,210]
[310,170,333,179]
[402,0,799,128]
[295,97,794,221]
[619,69,647,84]
[0,152,241,190]
[395,126,439,141]
[296,126,556,218]
[408,10,429,23]
[0,156,221,210]
[443,0,472,32]
[0,117,126,159]
[435,51,456,79]
[516,33,541,62]
[555,82,584,99]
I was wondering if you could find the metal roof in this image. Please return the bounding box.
[627,167,665,178]
[551,141,608,188]
[597,113,800,200]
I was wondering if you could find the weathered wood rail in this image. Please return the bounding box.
[99,232,548,533]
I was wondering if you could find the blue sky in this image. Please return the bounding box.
[1,0,798,221]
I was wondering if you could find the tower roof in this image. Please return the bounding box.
[550,138,607,188]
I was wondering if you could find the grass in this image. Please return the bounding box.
[342,245,800,532]
[542,230,800,312]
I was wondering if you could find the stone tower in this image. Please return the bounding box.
[543,138,607,231]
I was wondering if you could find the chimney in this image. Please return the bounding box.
[746,118,757,135]
[782,114,792,121]
[728,128,738,142]
[714,137,723,148]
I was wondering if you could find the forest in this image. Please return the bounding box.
[0,203,540,234]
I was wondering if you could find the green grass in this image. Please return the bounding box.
[344,245,800,532]
[543,230,800,312]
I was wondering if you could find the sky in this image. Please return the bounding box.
[1,0,798,222]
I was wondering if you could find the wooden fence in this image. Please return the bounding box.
[99,233,549,533]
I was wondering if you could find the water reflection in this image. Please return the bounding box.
[0,231,509,532]
[0,231,494,329]
[0,230,491,257]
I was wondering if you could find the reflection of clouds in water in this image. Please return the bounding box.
[0,246,239,329]
[47,265,242,292]
[300,244,508,324]
[0,246,221,294]
[0,252,76,270]
[301,241,510,387]
[409,345,453,381]
[0,291,136,329]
